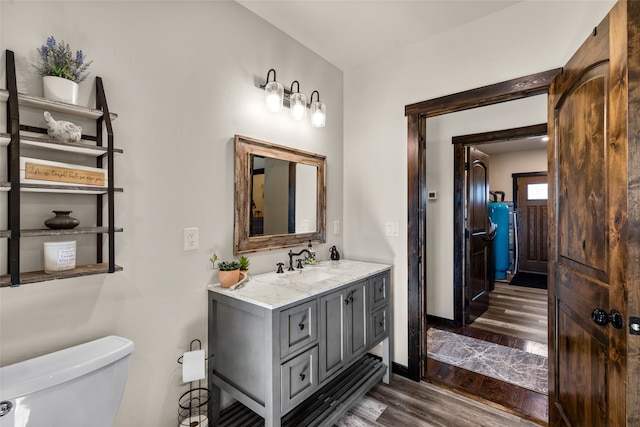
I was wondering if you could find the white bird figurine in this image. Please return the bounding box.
[43,111,82,143]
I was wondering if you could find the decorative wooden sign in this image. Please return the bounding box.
[25,162,105,186]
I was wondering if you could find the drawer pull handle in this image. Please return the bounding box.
[298,323,305,331]
[299,373,306,381]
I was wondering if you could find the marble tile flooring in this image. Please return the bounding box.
[427,328,548,394]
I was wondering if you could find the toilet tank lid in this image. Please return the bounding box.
[0,335,134,400]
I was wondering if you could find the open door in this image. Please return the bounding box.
[548,2,639,424]
[465,147,492,323]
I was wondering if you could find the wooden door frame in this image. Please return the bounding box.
[451,125,547,326]
[404,69,560,381]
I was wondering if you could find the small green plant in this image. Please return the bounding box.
[218,261,241,271]
[209,253,219,268]
[210,253,248,271]
[238,255,250,271]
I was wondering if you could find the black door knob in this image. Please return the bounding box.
[592,308,623,329]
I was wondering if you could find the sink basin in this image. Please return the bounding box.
[291,269,337,284]
[253,268,338,285]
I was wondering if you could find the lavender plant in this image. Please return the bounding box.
[34,36,93,83]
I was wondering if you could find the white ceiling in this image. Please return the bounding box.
[236,0,523,71]
[476,136,548,155]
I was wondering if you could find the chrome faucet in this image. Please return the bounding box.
[288,249,311,271]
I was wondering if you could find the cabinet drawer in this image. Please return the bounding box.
[369,273,388,309]
[369,307,388,345]
[280,300,318,358]
[280,346,318,414]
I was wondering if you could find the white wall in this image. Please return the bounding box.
[343,1,615,364]
[489,149,548,202]
[0,2,343,426]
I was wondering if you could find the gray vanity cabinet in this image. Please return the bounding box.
[208,263,392,427]
[319,281,368,382]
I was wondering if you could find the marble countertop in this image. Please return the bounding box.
[207,259,391,310]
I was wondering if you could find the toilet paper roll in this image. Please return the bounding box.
[182,349,205,383]
[180,415,208,427]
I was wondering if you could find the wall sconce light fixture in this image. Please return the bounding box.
[310,91,326,128]
[289,81,307,120]
[264,69,284,112]
[260,69,326,128]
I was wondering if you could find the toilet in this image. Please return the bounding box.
[0,335,134,427]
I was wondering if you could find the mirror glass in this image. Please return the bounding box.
[235,135,326,254]
[250,156,317,236]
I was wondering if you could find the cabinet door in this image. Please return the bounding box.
[345,281,367,361]
[319,289,346,382]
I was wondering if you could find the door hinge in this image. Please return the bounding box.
[465,229,470,239]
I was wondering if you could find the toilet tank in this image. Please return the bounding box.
[0,336,134,427]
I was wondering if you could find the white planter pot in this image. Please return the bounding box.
[43,76,79,104]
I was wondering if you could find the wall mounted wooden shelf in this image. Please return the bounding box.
[1,49,123,287]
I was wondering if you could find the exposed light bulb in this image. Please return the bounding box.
[311,101,326,127]
[292,102,306,120]
[290,91,307,120]
[265,80,283,112]
[266,92,282,112]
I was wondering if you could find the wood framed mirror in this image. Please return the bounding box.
[234,135,326,254]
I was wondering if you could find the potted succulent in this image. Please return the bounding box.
[210,254,248,288]
[238,255,250,273]
[34,36,92,104]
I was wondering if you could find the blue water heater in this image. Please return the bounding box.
[489,191,510,280]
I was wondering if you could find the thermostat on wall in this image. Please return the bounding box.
[428,191,438,200]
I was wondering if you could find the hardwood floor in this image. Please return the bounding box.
[219,374,542,426]
[471,281,548,344]
[337,374,541,426]
[426,282,549,425]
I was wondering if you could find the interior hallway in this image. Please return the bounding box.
[426,282,549,425]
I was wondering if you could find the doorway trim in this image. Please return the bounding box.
[404,69,560,381]
[451,124,547,326]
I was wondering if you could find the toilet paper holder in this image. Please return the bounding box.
[177,339,211,427]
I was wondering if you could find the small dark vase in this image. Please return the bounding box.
[44,210,80,229]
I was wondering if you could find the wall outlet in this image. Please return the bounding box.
[184,227,198,251]
[334,220,340,235]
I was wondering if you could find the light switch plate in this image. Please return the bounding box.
[385,222,399,237]
[334,220,340,235]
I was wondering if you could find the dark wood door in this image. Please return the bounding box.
[465,147,491,323]
[515,173,548,273]
[548,3,632,425]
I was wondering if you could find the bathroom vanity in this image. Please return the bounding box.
[207,259,392,427]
